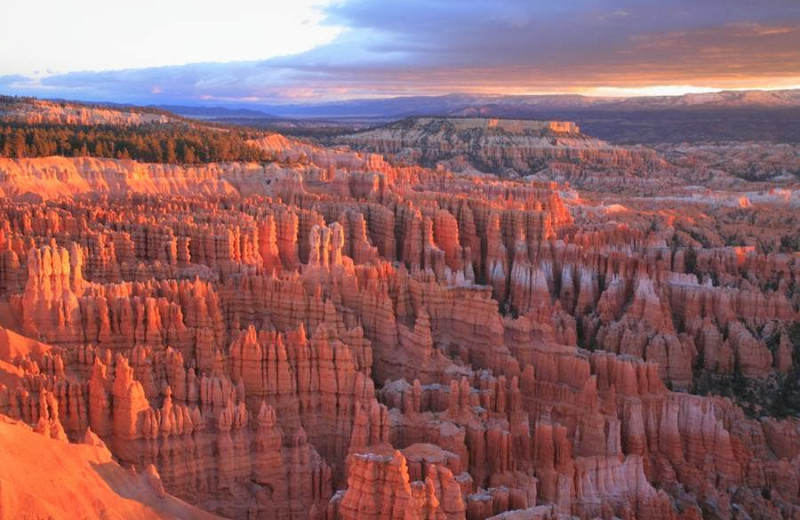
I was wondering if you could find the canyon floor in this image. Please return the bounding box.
[0,98,798,519]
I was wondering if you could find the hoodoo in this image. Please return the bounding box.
[0,89,798,520]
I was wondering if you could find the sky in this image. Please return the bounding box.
[1,0,800,105]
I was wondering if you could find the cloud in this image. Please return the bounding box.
[0,0,343,76]
[2,0,800,104]
[0,75,35,88]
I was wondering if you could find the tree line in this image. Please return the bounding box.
[0,122,275,164]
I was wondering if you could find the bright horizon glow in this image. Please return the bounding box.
[0,0,343,76]
[587,85,723,98]
[586,84,800,98]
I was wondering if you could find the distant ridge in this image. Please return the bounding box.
[334,115,662,178]
[155,105,279,119]
[248,89,800,119]
[7,90,800,143]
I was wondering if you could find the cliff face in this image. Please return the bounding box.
[0,157,272,200]
[0,98,174,126]
[0,118,798,520]
[335,117,665,187]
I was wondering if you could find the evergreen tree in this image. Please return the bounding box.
[11,130,26,158]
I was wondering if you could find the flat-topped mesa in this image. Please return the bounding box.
[336,116,663,183]
[408,117,580,135]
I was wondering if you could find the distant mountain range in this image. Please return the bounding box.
[28,88,800,120]
[153,105,280,120]
[11,88,799,143]
[178,89,800,120]
[153,89,800,143]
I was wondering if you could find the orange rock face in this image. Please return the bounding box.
[0,413,221,519]
[0,113,799,520]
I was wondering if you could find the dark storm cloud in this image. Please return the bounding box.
[304,0,800,81]
[2,0,800,103]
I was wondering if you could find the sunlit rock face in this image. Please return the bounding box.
[0,107,799,520]
[0,98,176,126]
[334,116,666,189]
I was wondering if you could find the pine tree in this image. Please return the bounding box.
[11,130,26,158]
[183,145,196,163]
[164,140,177,163]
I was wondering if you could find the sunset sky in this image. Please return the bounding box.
[2,0,799,105]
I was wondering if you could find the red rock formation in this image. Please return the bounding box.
[0,413,221,519]
[0,110,798,520]
[337,117,664,189]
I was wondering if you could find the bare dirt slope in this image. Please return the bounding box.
[0,414,223,520]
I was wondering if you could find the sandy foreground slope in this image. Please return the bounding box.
[0,413,223,520]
